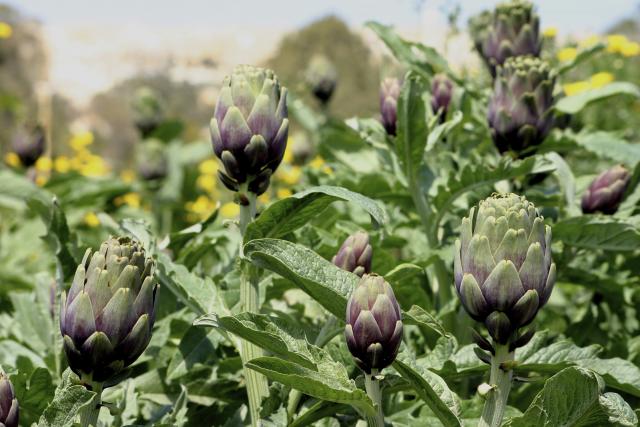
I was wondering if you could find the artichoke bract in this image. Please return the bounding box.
[332,231,373,277]
[305,55,337,105]
[0,374,18,427]
[475,0,541,76]
[430,74,454,120]
[12,125,45,167]
[132,87,163,138]
[210,65,288,196]
[136,138,168,181]
[60,237,158,384]
[345,274,403,373]
[488,56,556,155]
[454,194,555,345]
[582,165,631,214]
[379,78,401,136]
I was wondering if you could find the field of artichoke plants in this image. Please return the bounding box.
[2,0,640,426]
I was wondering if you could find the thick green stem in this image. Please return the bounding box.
[479,344,514,427]
[79,381,103,427]
[364,370,384,427]
[238,193,268,427]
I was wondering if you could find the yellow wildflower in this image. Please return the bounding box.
[220,201,239,219]
[0,22,12,39]
[621,41,640,57]
[4,152,20,168]
[258,192,271,204]
[120,169,136,183]
[563,81,590,96]
[542,27,557,38]
[579,35,600,49]
[278,166,302,185]
[69,131,94,151]
[196,174,217,193]
[282,138,295,164]
[54,156,71,173]
[589,72,614,88]
[122,192,141,208]
[187,195,217,221]
[277,188,293,199]
[606,34,628,53]
[198,158,218,175]
[78,154,109,177]
[35,175,48,187]
[35,157,52,173]
[309,156,333,175]
[557,47,577,62]
[84,212,100,227]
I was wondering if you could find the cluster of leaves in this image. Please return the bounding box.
[1,13,640,427]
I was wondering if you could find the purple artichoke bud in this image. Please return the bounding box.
[0,374,18,427]
[581,165,631,214]
[473,0,542,76]
[430,74,454,120]
[345,274,403,373]
[305,55,337,105]
[210,65,288,196]
[454,194,555,345]
[60,237,159,384]
[379,78,401,136]
[12,125,45,167]
[332,231,373,277]
[132,87,163,138]
[488,56,556,155]
[136,138,168,181]
[468,10,492,54]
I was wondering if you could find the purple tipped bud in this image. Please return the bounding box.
[430,74,454,120]
[581,165,631,214]
[305,55,337,105]
[210,65,288,196]
[0,373,18,427]
[345,274,402,373]
[132,87,164,138]
[12,125,45,167]
[379,78,401,136]
[332,231,373,277]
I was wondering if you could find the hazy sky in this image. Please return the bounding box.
[8,0,639,35]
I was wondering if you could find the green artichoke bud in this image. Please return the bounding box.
[380,78,401,136]
[468,10,492,54]
[454,194,555,345]
[0,373,18,427]
[488,56,556,154]
[210,65,288,195]
[132,87,163,138]
[345,274,403,373]
[332,231,373,277]
[305,54,337,105]
[12,125,45,167]
[582,165,631,214]
[473,0,541,76]
[430,73,454,120]
[60,237,158,383]
[136,138,168,181]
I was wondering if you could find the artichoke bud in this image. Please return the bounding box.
[430,73,454,120]
[379,78,401,136]
[454,193,555,345]
[345,274,403,373]
[581,165,631,214]
[332,231,373,277]
[210,65,288,196]
[136,138,168,181]
[488,56,556,155]
[305,54,337,105]
[476,0,542,76]
[12,125,46,167]
[132,87,164,138]
[60,237,159,384]
[0,373,18,427]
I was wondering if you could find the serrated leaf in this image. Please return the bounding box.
[573,131,640,165]
[553,216,640,251]
[38,370,95,427]
[245,186,387,243]
[396,71,429,184]
[166,326,221,381]
[555,82,640,114]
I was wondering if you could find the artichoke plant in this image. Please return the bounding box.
[380,78,401,136]
[60,237,158,384]
[12,125,45,167]
[488,56,556,155]
[0,374,18,427]
[136,138,168,181]
[473,0,541,76]
[305,54,338,105]
[431,74,454,120]
[582,165,631,214]
[332,231,373,277]
[454,193,555,345]
[345,274,403,373]
[210,65,288,196]
[132,87,163,138]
